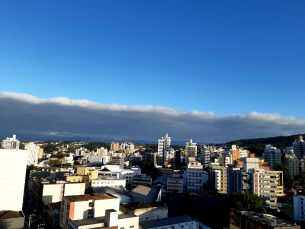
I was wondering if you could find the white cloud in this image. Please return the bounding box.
[0,91,304,143]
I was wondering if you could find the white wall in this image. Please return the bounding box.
[0,149,27,211]
[91,179,126,187]
[118,216,139,229]
[64,183,86,196]
[42,184,63,205]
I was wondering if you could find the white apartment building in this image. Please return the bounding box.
[91,178,126,188]
[158,134,171,165]
[185,139,197,159]
[0,149,28,211]
[98,166,141,184]
[24,142,40,166]
[62,153,74,165]
[1,134,20,149]
[96,147,108,156]
[120,142,135,153]
[294,195,305,222]
[186,157,203,192]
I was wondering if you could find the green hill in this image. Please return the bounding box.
[224,134,305,156]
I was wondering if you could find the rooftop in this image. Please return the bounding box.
[123,201,166,210]
[139,215,195,229]
[48,201,62,209]
[232,209,297,227]
[131,185,162,202]
[64,193,117,202]
[0,211,23,219]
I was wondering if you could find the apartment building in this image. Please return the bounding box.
[227,164,250,195]
[251,169,277,209]
[285,158,299,178]
[293,136,305,159]
[208,166,227,194]
[111,142,120,152]
[187,157,203,193]
[0,149,28,211]
[158,134,171,165]
[131,174,152,189]
[267,170,284,197]
[294,195,305,222]
[1,134,20,149]
[185,139,197,159]
[111,155,125,169]
[167,174,184,194]
[263,145,281,170]
[24,142,40,166]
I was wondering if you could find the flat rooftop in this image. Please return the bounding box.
[0,211,24,219]
[64,193,117,202]
[232,209,297,228]
[139,215,195,229]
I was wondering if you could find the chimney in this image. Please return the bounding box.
[300,135,303,141]
[105,209,118,227]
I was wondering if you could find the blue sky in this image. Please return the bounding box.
[1,1,305,142]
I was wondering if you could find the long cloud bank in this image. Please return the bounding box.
[0,91,304,143]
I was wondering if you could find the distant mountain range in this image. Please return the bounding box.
[222,133,305,149]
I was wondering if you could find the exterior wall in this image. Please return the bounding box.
[167,177,184,194]
[208,166,227,194]
[185,139,197,159]
[187,160,203,192]
[24,142,40,166]
[118,216,139,229]
[0,213,25,229]
[42,184,64,205]
[0,149,27,211]
[135,207,168,222]
[263,145,281,170]
[267,171,284,197]
[294,195,305,222]
[38,148,44,159]
[64,183,86,196]
[131,176,152,189]
[285,158,300,178]
[91,179,126,188]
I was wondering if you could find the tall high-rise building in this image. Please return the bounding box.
[187,157,204,193]
[263,145,281,170]
[110,142,120,152]
[185,139,197,159]
[0,149,28,211]
[158,134,171,166]
[293,136,305,160]
[24,142,40,166]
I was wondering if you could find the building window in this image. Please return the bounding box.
[120,227,124,229]
[130,226,134,228]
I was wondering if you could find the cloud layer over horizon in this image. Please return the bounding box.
[0,91,304,144]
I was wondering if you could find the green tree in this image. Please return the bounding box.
[49,160,62,167]
[229,191,266,213]
[274,163,293,191]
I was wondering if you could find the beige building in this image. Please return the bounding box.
[167,174,184,194]
[111,142,120,152]
[38,148,44,159]
[31,179,85,206]
[208,166,227,194]
[187,157,203,192]
[65,167,98,187]
[268,170,284,197]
